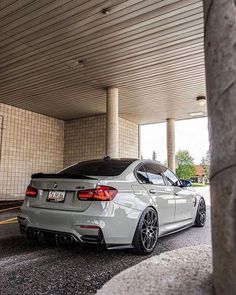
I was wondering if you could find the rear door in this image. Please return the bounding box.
[161,167,195,222]
[138,163,175,227]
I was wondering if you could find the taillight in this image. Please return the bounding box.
[25,186,38,198]
[77,186,117,201]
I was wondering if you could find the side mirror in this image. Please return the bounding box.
[181,180,192,187]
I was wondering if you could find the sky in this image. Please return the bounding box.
[140,117,209,165]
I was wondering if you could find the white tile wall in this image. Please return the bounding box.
[0,105,138,200]
[0,104,64,200]
[64,115,138,165]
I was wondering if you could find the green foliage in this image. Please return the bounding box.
[175,150,195,179]
[201,150,210,178]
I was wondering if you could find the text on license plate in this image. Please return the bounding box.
[47,191,66,202]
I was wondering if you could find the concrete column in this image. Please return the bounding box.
[204,1,236,294]
[106,87,119,158]
[138,125,141,158]
[167,118,175,172]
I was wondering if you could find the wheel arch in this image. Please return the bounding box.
[132,205,159,254]
[132,205,159,239]
[192,194,205,217]
[146,205,159,217]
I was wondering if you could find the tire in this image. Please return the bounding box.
[132,207,159,255]
[194,197,206,227]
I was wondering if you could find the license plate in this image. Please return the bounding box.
[47,191,65,202]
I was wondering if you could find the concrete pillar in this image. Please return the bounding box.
[138,125,141,158]
[166,118,175,172]
[106,87,119,158]
[204,1,236,294]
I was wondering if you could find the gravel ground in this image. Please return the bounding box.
[0,191,211,295]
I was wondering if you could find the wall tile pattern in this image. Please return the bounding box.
[64,115,106,166]
[0,105,138,200]
[119,117,139,158]
[64,115,138,166]
[0,104,64,199]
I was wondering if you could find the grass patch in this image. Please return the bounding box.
[191,183,207,187]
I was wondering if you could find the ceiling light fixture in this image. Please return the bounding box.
[189,112,205,117]
[66,59,85,69]
[102,8,111,14]
[197,96,207,106]
[78,60,84,64]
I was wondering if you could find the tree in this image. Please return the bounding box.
[175,150,195,179]
[201,150,210,179]
[152,150,157,161]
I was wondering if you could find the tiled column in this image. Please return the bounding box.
[106,87,119,158]
[204,1,236,294]
[167,118,175,172]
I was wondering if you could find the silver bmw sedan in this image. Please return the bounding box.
[18,158,206,255]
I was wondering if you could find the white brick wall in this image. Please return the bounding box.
[0,105,138,200]
[64,115,138,166]
[119,117,139,158]
[64,115,106,166]
[0,103,64,200]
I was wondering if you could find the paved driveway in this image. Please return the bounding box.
[0,188,211,295]
[194,186,210,206]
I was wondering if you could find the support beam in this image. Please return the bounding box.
[167,118,175,172]
[204,1,236,294]
[106,87,119,158]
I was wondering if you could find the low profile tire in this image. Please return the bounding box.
[194,197,206,227]
[132,207,159,255]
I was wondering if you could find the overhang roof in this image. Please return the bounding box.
[0,0,206,123]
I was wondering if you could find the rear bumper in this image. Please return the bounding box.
[19,224,103,246]
[18,201,142,247]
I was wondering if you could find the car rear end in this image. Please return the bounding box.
[18,159,142,248]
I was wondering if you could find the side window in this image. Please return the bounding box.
[162,167,180,186]
[136,165,149,184]
[143,164,165,186]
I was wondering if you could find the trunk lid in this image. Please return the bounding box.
[27,174,101,212]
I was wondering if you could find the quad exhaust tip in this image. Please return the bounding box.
[27,228,78,246]
[56,234,75,245]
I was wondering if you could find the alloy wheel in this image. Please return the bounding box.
[141,210,158,251]
[198,199,206,225]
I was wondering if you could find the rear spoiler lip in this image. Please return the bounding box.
[31,173,97,180]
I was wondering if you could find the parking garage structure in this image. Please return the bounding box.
[4,1,236,294]
[0,0,206,200]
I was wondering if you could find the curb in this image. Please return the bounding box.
[97,245,213,295]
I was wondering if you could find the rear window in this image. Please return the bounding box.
[59,159,136,176]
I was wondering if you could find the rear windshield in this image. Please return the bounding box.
[59,159,136,176]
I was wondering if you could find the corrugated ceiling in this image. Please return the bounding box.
[0,0,206,123]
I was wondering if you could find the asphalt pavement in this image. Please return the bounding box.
[0,188,211,295]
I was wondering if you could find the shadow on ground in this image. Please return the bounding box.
[0,208,211,295]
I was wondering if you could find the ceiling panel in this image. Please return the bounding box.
[0,0,206,123]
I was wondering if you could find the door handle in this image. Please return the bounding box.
[149,189,157,194]
[134,192,143,196]
[174,192,179,196]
